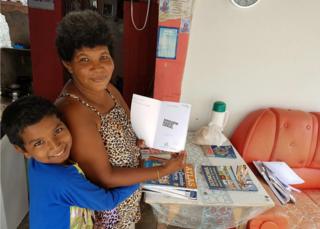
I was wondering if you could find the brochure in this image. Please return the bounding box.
[131,94,191,152]
[202,145,237,158]
[201,165,258,192]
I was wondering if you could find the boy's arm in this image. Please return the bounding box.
[59,168,139,210]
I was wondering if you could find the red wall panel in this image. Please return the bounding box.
[153,19,190,102]
[123,1,158,106]
[28,0,64,101]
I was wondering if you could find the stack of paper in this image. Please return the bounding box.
[253,161,304,205]
[262,161,304,185]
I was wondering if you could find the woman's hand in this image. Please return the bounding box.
[136,139,161,153]
[160,151,187,176]
[136,139,146,149]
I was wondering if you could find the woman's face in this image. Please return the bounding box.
[63,46,114,92]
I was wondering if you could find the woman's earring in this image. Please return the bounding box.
[67,70,73,79]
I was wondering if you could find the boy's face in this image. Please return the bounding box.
[16,115,72,164]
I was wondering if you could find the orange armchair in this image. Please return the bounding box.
[231,108,320,229]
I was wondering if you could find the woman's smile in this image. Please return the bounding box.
[91,76,107,83]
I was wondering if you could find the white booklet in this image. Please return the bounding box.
[130,94,191,152]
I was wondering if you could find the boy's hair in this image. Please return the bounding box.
[1,96,62,150]
[55,9,113,62]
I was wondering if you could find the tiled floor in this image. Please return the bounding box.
[17,202,186,229]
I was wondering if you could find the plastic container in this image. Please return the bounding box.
[209,101,228,130]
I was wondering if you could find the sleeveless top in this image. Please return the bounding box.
[60,90,142,229]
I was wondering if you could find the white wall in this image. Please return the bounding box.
[181,0,320,137]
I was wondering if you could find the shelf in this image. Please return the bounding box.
[1,47,30,52]
[0,1,28,14]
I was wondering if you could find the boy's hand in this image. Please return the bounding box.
[161,151,187,175]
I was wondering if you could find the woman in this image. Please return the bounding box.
[55,10,186,229]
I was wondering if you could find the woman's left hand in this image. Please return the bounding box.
[136,139,162,153]
[136,139,146,148]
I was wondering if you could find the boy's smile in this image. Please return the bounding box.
[17,115,72,164]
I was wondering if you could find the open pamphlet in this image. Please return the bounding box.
[131,94,191,152]
[253,161,302,205]
[201,165,258,192]
[142,159,197,200]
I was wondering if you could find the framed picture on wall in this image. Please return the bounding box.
[28,0,54,10]
[180,18,190,33]
[156,26,179,59]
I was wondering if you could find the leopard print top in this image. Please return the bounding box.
[60,90,142,229]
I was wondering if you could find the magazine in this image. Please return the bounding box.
[130,94,191,152]
[142,159,197,200]
[201,165,258,192]
[202,145,236,158]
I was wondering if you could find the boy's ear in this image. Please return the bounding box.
[14,145,31,159]
[62,61,73,75]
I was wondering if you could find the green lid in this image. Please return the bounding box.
[212,101,226,112]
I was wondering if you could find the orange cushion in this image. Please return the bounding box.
[231,108,320,189]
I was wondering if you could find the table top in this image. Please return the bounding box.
[144,133,274,228]
[145,133,274,208]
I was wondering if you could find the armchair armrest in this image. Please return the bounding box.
[247,209,289,229]
[246,165,289,229]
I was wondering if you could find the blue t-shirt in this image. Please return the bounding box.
[28,158,139,229]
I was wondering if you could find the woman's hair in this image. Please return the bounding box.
[55,9,113,62]
[1,96,62,150]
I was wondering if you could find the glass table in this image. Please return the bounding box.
[144,133,274,229]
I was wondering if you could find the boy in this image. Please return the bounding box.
[1,96,139,229]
